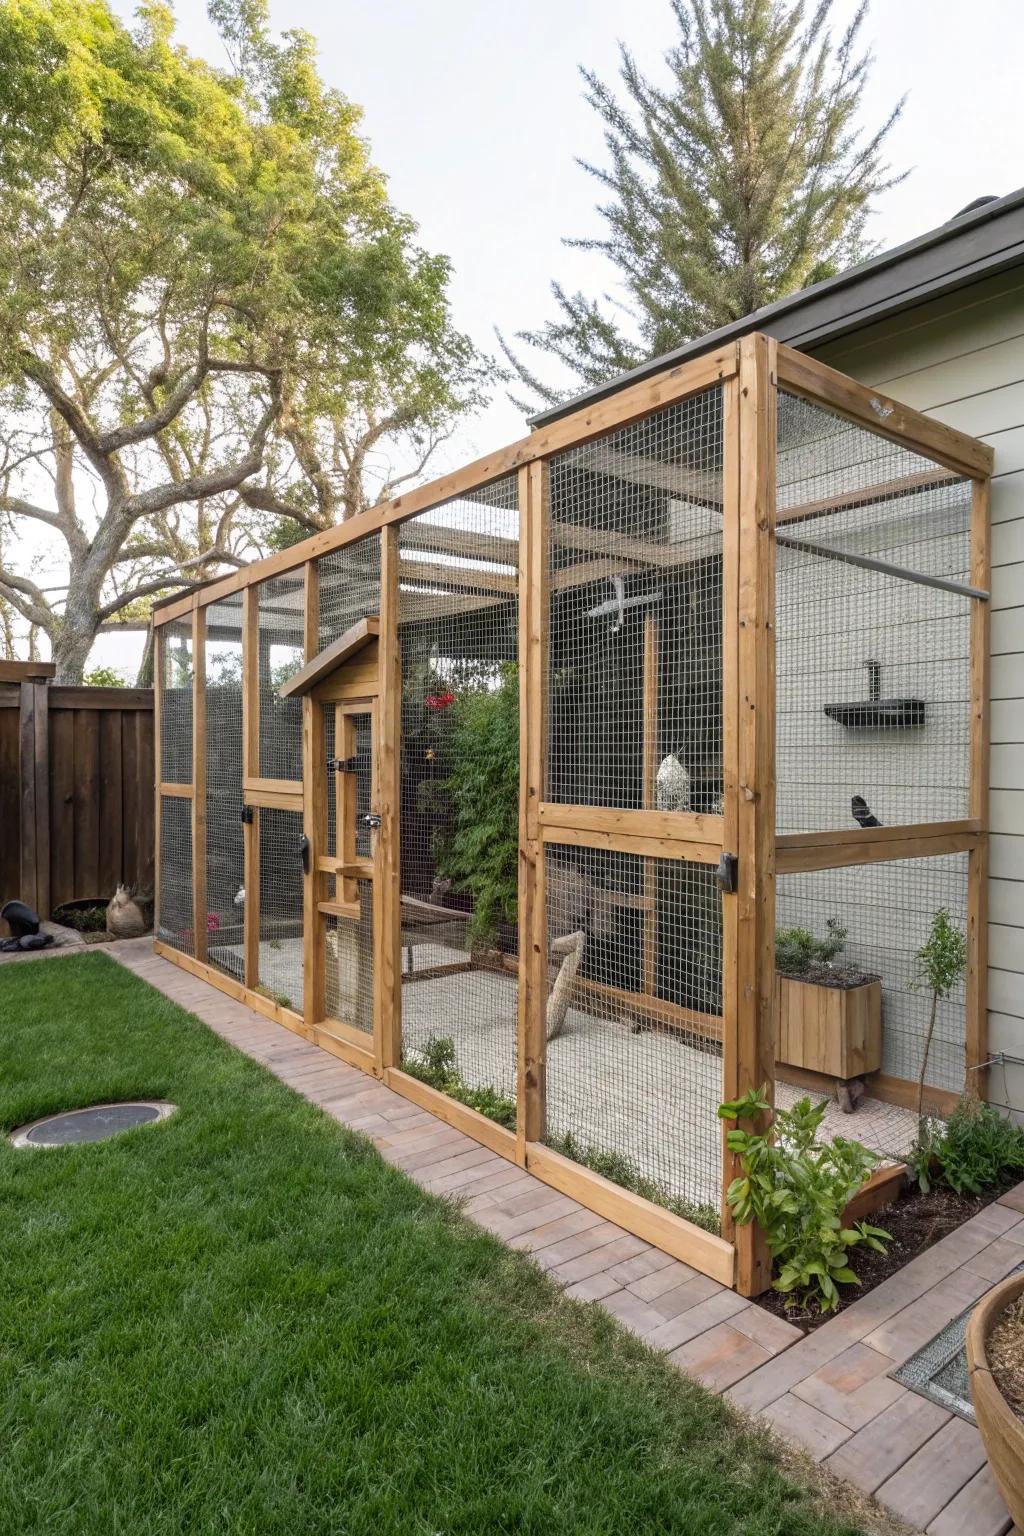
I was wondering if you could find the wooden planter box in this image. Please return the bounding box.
[967,1271,1024,1531]
[775,974,882,1081]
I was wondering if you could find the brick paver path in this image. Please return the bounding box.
[106,938,1019,1535]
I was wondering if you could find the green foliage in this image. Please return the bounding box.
[912,1097,1024,1198]
[58,904,107,933]
[502,0,904,407]
[718,1088,890,1313]
[83,666,126,688]
[402,1036,516,1130]
[910,908,968,1135]
[775,918,847,979]
[437,665,519,947]
[546,1131,721,1235]
[0,0,484,678]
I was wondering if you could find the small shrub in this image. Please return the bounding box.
[718,1088,890,1314]
[910,908,967,1131]
[403,1036,517,1130]
[546,1131,720,1234]
[775,918,852,983]
[913,1096,1024,1196]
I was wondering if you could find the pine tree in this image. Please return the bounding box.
[503,0,904,408]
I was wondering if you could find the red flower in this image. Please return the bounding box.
[425,690,455,710]
[206,912,221,932]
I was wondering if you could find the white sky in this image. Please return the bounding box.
[63,0,1024,672]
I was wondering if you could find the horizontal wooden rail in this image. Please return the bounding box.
[158,782,194,799]
[152,344,739,628]
[540,823,721,865]
[776,820,981,873]
[243,785,304,811]
[524,1143,735,1286]
[775,344,994,481]
[539,803,724,844]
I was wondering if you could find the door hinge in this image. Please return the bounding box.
[360,813,382,830]
[716,852,738,894]
[327,756,358,774]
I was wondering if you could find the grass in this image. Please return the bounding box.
[0,952,881,1536]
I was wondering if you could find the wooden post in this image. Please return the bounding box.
[302,693,326,1026]
[375,526,403,1071]
[966,476,991,1095]
[18,678,50,917]
[642,613,659,997]
[192,606,208,964]
[304,559,319,664]
[153,626,162,938]
[517,459,549,1158]
[242,587,259,989]
[724,334,777,1297]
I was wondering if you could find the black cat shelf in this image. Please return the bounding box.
[823,660,926,731]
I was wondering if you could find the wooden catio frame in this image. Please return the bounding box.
[151,335,993,1295]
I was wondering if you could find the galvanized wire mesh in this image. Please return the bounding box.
[318,534,382,650]
[205,595,245,979]
[396,478,519,1110]
[776,853,969,1099]
[324,897,374,1035]
[544,844,722,1220]
[258,573,305,782]
[157,796,194,956]
[257,806,304,1012]
[159,619,193,784]
[776,392,973,834]
[548,387,724,812]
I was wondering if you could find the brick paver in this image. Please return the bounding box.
[105,940,1022,1536]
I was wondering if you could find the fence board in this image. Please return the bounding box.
[0,678,155,933]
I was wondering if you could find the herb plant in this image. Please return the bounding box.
[775,918,848,980]
[718,1087,890,1313]
[911,1096,1024,1196]
[403,1036,517,1129]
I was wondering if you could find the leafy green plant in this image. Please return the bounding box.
[403,1037,516,1130]
[58,905,108,934]
[913,1097,1024,1196]
[546,1132,720,1235]
[775,918,848,980]
[438,665,519,947]
[83,666,127,688]
[911,909,967,1128]
[718,1088,890,1314]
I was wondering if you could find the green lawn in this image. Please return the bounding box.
[0,952,872,1535]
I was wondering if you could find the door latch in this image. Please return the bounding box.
[716,852,738,894]
[240,804,254,825]
[299,833,311,874]
[360,813,382,830]
[327,756,358,774]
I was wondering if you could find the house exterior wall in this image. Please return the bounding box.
[813,267,1024,1115]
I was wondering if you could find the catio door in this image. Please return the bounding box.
[304,650,380,1052]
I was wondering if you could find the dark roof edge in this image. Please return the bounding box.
[527,186,1024,427]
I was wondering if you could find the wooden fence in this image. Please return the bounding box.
[0,662,154,927]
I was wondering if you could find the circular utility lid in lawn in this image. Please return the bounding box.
[10,1102,176,1148]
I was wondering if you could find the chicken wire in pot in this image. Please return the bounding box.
[157,796,194,957]
[204,595,245,980]
[258,573,305,782]
[543,844,723,1223]
[776,853,970,1099]
[547,387,724,815]
[775,392,973,835]
[396,478,519,1110]
[159,618,193,784]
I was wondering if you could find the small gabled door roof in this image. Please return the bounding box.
[278,615,380,700]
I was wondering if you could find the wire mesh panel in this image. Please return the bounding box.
[204,595,245,980]
[543,844,722,1225]
[776,853,970,1099]
[157,796,194,956]
[258,573,305,782]
[547,388,724,813]
[324,897,374,1035]
[775,392,973,834]
[159,618,193,784]
[317,534,382,650]
[256,806,304,1011]
[396,479,519,1119]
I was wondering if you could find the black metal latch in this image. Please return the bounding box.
[327,756,358,774]
[716,852,738,894]
[360,813,382,830]
[240,804,254,825]
[299,834,311,874]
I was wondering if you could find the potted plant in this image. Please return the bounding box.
[774,919,882,1101]
[967,1271,1024,1531]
